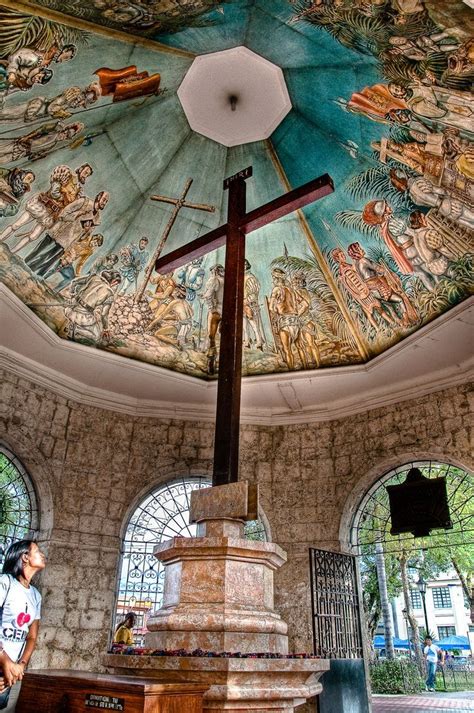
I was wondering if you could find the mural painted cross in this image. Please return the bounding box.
[155,167,334,487]
[135,178,215,303]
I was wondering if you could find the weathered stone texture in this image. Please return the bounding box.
[0,369,472,685]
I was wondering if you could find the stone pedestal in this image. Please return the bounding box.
[105,482,329,711]
[103,654,329,712]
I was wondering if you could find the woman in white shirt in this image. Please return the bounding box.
[0,540,46,709]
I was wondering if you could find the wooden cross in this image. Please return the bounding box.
[155,167,334,487]
[135,178,215,303]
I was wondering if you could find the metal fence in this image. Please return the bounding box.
[436,660,474,692]
[370,658,474,694]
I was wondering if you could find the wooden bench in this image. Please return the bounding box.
[17,669,209,712]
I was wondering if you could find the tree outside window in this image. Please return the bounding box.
[0,445,38,564]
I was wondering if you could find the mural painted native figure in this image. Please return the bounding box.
[0,1,471,380]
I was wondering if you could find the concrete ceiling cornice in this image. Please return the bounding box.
[1,285,472,426]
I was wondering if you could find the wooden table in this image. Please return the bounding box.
[17,670,209,712]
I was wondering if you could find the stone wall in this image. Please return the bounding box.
[0,368,472,675]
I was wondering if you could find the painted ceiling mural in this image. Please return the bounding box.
[0,1,472,380]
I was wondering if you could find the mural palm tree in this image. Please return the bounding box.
[271,251,358,351]
[0,7,88,58]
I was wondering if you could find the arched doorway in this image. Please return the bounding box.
[114,475,267,644]
[0,444,39,565]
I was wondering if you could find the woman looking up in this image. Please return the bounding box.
[113,612,136,646]
[0,540,46,709]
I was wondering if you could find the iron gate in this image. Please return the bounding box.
[309,548,363,659]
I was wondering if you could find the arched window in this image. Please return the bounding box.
[115,476,266,644]
[350,460,473,554]
[350,460,473,654]
[0,445,39,565]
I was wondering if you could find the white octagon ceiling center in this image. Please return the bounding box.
[177,46,292,147]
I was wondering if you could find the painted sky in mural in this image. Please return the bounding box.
[0,1,472,380]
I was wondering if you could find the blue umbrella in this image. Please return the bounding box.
[436,635,470,651]
[373,635,410,649]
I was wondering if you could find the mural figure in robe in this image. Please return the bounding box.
[361,199,415,275]
[26,190,109,277]
[290,271,321,368]
[243,259,265,351]
[0,168,35,218]
[0,121,84,165]
[387,82,474,136]
[0,83,102,123]
[0,42,77,106]
[64,268,121,341]
[0,163,93,253]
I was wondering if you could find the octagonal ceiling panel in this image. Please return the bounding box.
[0,1,472,382]
[177,46,291,146]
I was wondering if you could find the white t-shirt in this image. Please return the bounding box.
[424,643,440,663]
[0,574,41,662]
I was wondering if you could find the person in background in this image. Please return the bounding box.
[0,540,46,709]
[113,613,136,646]
[423,635,444,692]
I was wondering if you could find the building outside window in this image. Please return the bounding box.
[438,626,456,639]
[410,589,422,609]
[432,587,452,609]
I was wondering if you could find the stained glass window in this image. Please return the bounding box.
[115,476,266,644]
[0,446,39,565]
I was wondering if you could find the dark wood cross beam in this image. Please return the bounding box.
[155,168,334,487]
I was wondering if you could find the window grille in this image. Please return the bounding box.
[0,445,38,564]
[438,626,456,639]
[432,587,452,608]
[410,589,422,609]
[115,476,266,644]
[350,462,474,556]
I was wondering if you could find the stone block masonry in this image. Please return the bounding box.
[0,368,472,683]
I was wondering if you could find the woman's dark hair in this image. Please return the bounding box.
[115,612,136,632]
[2,540,35,579]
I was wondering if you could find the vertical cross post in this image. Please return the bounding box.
[212,173,248,487]
[154,168,334,488]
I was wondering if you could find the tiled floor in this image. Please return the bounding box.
[372,692,474,712]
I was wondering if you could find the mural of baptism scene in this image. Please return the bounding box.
[0,0,472,380]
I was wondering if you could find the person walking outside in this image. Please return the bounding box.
[0,540,46,709]
[423,636,444,692]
